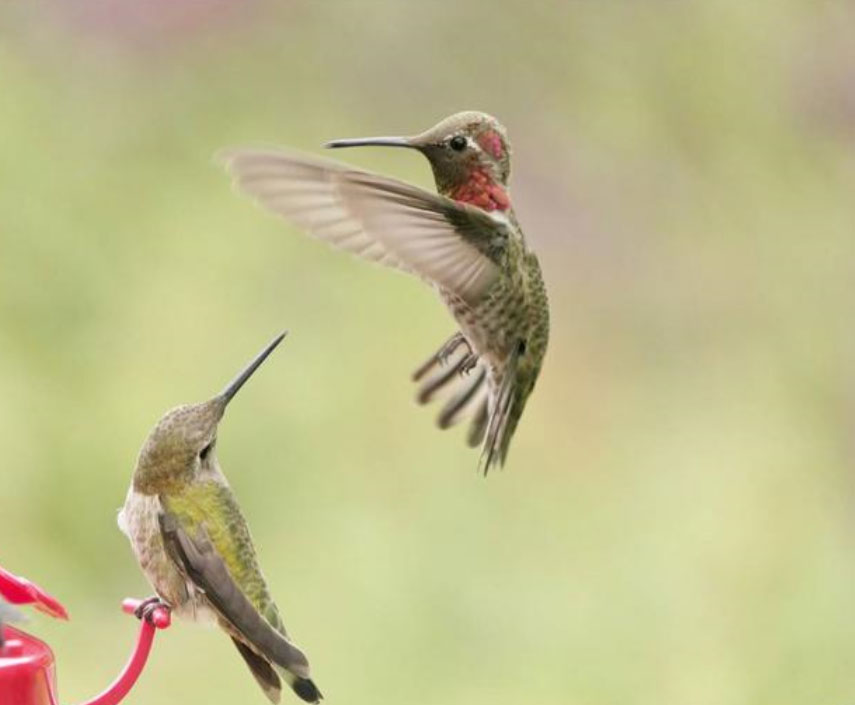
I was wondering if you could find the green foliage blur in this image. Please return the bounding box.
[1,1,852,703]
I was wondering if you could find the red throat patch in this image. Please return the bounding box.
[477,130,504,159]
[450,168,510,212]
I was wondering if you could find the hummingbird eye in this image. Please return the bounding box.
[449,135,468,152]
[199,440,214,461]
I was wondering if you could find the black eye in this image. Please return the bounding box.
[449,135,467,151]
[199,441,214,460]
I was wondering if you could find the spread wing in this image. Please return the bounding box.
[158,512,310,674]
[220,148,508,305]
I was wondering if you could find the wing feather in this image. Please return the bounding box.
[158,512,310,675]
[221,148,506,304]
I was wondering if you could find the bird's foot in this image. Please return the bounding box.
[458,352,479,376]
[437,333,471,366]
[134,596,170,624]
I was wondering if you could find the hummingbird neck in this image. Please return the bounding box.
[444,167,510,213]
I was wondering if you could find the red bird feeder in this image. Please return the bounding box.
[0,566,170,705]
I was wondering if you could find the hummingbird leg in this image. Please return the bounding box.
[412,332,475,382]
[458,352,479,376]
[134,595,170,624]
[437,332,471,365]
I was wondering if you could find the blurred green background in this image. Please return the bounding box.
[1,1,853,703]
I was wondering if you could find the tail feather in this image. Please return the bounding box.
[232,638,282,703]
[232,631,322,703]
[291,677,323,703]
[478,370,516,474]
[478,338,529,474]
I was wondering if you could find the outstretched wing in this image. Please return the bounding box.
[220,148,508,305]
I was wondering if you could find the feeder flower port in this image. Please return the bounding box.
[0,565,170,705]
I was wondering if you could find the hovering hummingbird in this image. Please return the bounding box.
[118,333,321,703]
[221,111,549,473]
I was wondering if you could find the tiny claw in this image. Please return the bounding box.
[146,603,171,628]
[458,353,479,376]
[437,333,470,366]
[133,596,168,625]
[141,605,157,624]
[132,596,159,620]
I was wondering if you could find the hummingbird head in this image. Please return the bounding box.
[326,111,512,212]
[131,332,287,494]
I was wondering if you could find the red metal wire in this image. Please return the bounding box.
[74,599,171,705]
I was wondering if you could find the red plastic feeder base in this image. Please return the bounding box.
[0,626,58,705]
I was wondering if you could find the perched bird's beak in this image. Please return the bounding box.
[325,135,415,150]
[220,331,287,406]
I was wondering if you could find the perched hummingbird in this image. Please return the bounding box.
[118,333,321,703]
[222,111,549,473]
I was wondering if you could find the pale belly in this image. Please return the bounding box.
[118,488,215,622]
[439,293,509,387]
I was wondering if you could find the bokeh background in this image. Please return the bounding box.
[1,1,853,703]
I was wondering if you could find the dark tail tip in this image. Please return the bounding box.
[292,677,323,703]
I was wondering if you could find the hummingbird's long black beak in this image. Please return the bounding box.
[324,136,414,149]
[220,331,287,406]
